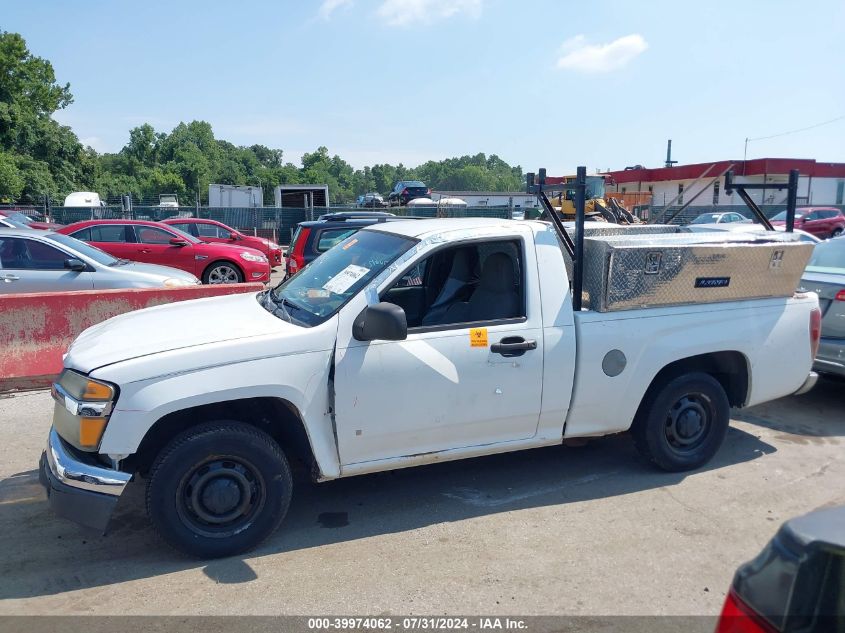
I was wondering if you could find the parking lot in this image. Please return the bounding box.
[1,377,842,616]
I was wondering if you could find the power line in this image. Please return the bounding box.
[747,114,845,143]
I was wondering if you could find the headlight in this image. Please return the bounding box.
[163,277,200,287]
[240,251,268,263]
[53,370,117,448]
[267,242,280,250]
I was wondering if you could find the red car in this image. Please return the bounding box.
[770,207,845,239]
[57,220,270,284]
[161,217,283,267]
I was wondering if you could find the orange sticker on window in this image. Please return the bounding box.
[470,327,488,348]
[342,238,358,250]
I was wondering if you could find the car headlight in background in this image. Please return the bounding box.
[240,251,268,263]
[163,277,200,287]
[267,242,280,250]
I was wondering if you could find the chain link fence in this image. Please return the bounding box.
[47,206,532,244]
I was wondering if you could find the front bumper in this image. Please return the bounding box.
[39,427,131,532]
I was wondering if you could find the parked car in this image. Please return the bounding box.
[387,180,430,206]
[690,212,749,224]
[0,211,62,230]
[161,218,283,267]
[38,218,819,557]
[714,505,843,633]
[360,192,388,208]
[799,236,845,377]
[684,222,821,243]
[57,220,270,284]
[0,228,199,293]
[284,211,400,278]
[771,207,845,239]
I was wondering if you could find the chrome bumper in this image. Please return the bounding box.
[792,371,818,396]
[45,427,130,496]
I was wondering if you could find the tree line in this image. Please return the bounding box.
[0,31,525,206]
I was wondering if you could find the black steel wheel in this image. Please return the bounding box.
[632,372,730,472]
[146,421,292,558]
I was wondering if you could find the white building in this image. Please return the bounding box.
[430,191,539,208]
[604,158,845,208]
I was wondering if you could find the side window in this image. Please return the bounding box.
[70,227,92,241]
[89,225,129,242]
[383,239,524,329]
[317,228,357,252]
[0,237,68,270]
[168,222,192,234]
[197,223,230,238]
[137,226,176,244]
[394,260,428,287]
[805,212,819,221]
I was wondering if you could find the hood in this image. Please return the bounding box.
[65,291,294,373]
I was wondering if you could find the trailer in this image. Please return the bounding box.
[208,184,263,208]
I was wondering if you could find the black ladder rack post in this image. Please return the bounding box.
[723,169,800,232]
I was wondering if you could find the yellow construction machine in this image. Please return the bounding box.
[545,174,640,224]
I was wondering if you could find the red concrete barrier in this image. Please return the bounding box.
[0,283,265,393]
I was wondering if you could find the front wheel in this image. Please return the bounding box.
[146,422,292,558]
[832,228,843,238]
[202,261,244,284]
[631,372,730,472]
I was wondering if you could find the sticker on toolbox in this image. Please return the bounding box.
[470,327,488,348]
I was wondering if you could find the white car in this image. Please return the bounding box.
[683,222,821,243]
[38,218,819,557]
[0,228,199,293]
[690,212,750,224]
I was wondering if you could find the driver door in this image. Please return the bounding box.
[332,237,544,467]
[131,225,194,270]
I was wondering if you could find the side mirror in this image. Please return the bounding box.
[353,302,407,342]
[169,237,189,246]
[64,258,87,272]
[228,234,238,241]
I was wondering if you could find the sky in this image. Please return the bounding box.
[3,0,845,175]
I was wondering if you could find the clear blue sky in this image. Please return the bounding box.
[4,0,844,174]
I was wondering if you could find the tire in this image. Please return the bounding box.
[202,260,244,284]
[631,372,730,472]
[146,421,292,558]
[832,228,843,238]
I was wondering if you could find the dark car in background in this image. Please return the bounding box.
[771,207,845,239]
[714,505,844,633]
[387,180,430,206]
[800,236,845,378]
[284,212,399,278]
[360,192,388,208]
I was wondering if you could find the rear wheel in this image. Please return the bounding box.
[631,372,730,472]
[832,227,843,238]
[202,261,243,284]
[146,421,292,558]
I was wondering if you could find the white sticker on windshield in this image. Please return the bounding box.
[322,264,370,294]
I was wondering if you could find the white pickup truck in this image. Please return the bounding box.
[39,218,820,558]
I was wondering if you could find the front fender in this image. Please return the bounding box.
[95,349,341,479]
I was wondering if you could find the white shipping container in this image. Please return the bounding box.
[208,184,263,208]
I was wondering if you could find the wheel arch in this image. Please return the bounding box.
[129,396,317,478]
[202,259,244,283]
[638,350,750,414]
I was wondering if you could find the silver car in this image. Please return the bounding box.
[0,228,200,294]
[801,236,845,377]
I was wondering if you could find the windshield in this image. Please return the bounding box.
[772,211,804,221]
[1,213,31,228]
[806,238,845,273]
[165,225,201,243]
[48,232,120,266]
[691,214,720,224]
[266,229,416,326]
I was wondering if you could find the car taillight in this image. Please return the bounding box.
[287,227,310,275]
[835,289,845,301]
[715,589,777,633]
[809,306,821,360]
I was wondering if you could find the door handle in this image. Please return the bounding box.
[491,337,537,357]
[1,274,20,282]
[138,248,152,254]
